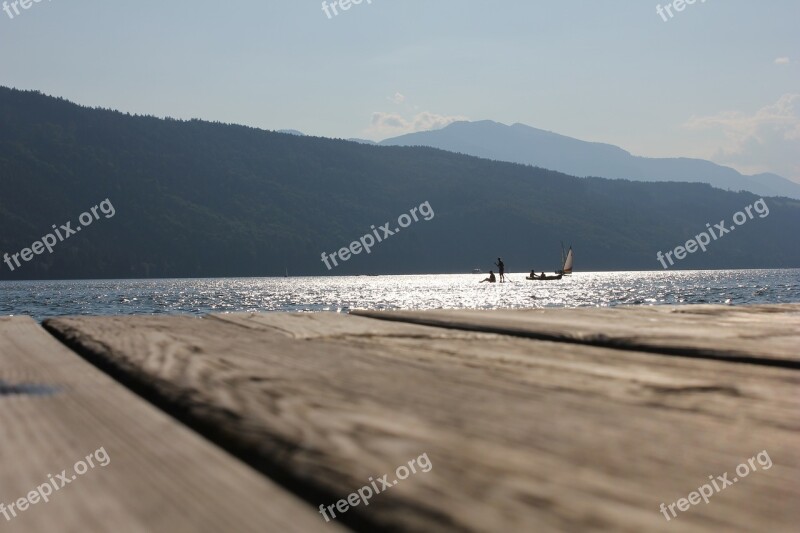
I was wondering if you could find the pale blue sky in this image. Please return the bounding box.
[1,1,798,179]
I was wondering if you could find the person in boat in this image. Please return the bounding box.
[529,270,536,279]
[539,272,546,279]
[480,270,497,283]
[495,258,505,283]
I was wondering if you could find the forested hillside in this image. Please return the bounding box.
[1,87,799,280]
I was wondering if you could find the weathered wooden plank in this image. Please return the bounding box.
[0,316,345,533]
[210,310,467,339]
[44,312,800,532]
[353,304,800,367]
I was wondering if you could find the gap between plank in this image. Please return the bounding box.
[351,311,800,371]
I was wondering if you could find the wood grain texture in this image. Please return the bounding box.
[353,304,800,367]
[0,316,344,533]
[44,312,800,532]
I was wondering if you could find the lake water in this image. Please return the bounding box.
[2,269,798,322]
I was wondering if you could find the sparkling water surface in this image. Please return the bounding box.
[1,270,798,322]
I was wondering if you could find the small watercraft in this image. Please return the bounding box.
[526,273,563,281]
[526,244,573,281]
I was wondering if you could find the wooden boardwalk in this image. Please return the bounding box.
[1,304,798,532]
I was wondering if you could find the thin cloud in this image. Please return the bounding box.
[366,111,468,139]
[684,94,800,180]
[388,92,406,105]
[774,57,790,65]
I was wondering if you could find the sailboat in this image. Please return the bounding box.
[526,244,573,281]
[559,245,573,275]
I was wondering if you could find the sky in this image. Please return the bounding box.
[1,0,798,180]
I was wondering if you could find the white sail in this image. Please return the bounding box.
[562,247,573,274]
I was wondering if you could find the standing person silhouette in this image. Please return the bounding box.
[495,257,505,283]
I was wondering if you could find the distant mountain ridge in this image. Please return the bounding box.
[1,87,799,280]
[380,121,800,200]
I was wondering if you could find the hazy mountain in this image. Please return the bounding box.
[380,121,800,200]
[1,87,798,280]
[276,129,305,136]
